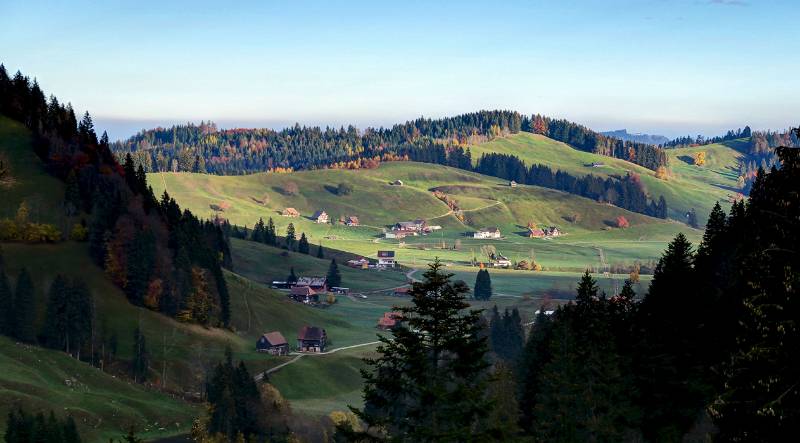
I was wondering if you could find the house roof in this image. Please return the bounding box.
[413,219,426,225]
[395,221,416,229]
[378,316,397,327]
[291,286,316,296]
[298,325,326,341]
[394,286,409,294]
[312,210,328,218]
[296,276,327,287]
[282,207,299,214]
[479,227,500,233]
[378,250,395,258]
[262,331,288,346]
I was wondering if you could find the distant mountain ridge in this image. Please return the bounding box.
[602,129,669,145]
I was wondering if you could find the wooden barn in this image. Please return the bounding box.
[256,331,289,355]
[297,326,327,353]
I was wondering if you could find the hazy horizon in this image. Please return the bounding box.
[3,0,798,141]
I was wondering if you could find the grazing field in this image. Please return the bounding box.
[150,160,700,280]
[468,132,744,222]
[0,336,198,442]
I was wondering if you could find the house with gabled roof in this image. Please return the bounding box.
[295,276,327,291]
[345,216,360,226]
[312,210,329,224]
[256,331,289,355]
[297,326,327,353]
[290,286,318,304]
[282,207,300,217]
[473,227,501,239]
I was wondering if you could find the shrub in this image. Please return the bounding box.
[337,182,354,196]
[70,223,88,241]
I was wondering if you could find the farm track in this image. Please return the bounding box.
[257,341,381,379]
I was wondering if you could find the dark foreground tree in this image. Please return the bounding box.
[13,268,36,343]
[298,233,310,254]
[710,145,800,440]
[4,408,81,443]
[343,259,499,441]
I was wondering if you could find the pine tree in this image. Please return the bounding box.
[266,217,277,246]
[0,266,13,337]
[316,242,324,259]
[285,223,296,250]
[12,268,36,343]
[326,259,341,288]
[345,260,496,441]
[41,275,69,350]
[132,326,149,383]
[298,233,310,254]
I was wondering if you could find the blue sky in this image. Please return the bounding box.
[2,0,797,140]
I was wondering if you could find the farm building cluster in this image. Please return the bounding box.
[384,218,441,239]
[271,276,349,304]
[280,207,359,226]
[528,226,563,238]
[256,325,328,354]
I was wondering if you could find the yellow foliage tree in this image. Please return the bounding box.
[694,151,706,166]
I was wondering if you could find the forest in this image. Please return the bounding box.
[0,65,232,328]
[111,110,669,175]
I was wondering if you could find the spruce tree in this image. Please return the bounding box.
[298,233,309,254]
[266,217,277,246]
[285,223,296,250]
[0,267,13,337]
[13,268,36,343]
[41,275,69,350]
[326,259,341,288]
[346,260,496,441]
[131,326,149,383]
[316,242,324,259]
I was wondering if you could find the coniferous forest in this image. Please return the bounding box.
[0,65,231,328]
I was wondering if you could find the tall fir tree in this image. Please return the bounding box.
[285,223,296,250]
[12,268,36,343]
[316,242,324,259]
[298,233,310,254]
[0,266,13,337]
[326,259,341,288]
[345,260,497,441]
[473,268,492,300]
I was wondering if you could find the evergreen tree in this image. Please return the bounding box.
[633,233,707,441]
[131,326,149,383]
[473,268,492,300]
[266,217,277,246]
[286,267,298,284]
[345,260,496,441]
[285,223,296,250]
[518,310,554,432]
[41,275,69,350]
[687,207,699,228]
[326,259,341,288]
[0,267,13,337]
[12,268,36,343]
[298,233,310,254]
[316,242,324,259]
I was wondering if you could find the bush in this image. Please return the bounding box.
[337,182,354,196]
[70,223,88,241]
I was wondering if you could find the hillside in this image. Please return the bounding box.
[468,132,743,222]
[0,336,198,442]
[149,161,700,280]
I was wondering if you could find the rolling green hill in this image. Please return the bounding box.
[149,160,700,279]
[467,132,744,222]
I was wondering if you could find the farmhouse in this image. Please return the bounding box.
[528,228,545,238]
[543,226,562,237]
[377,250,396,268]
[312,210,329,224]
[282,207,300,217]
[384,231,407,239]
[346,258,369,269]
[297,326,327,353]
[493,254,512,268]
[295,276,328,291]
[345,216,360,226]
[473,227,501,239]
[393,219,427,233]
[509,180,517,187]
[377,312,403,330]
[290,286,318,304]
[256,331,289,355]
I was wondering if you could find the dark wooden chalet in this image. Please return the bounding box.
[297,326,327,353]
[256,331,289,355]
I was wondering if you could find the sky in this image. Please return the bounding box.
[1,0,798,140]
